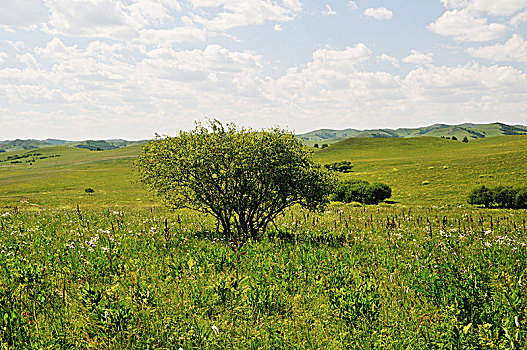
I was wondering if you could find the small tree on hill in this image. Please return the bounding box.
[462,136,469,143]
[136,120,335,240]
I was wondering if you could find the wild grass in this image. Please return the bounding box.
[1,204,526,349]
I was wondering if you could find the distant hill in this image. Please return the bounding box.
[298,122,527,145]
[0,138,145,152]
[0,139,56,152]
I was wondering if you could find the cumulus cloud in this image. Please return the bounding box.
[378,54,400,68]
[0,0,46,28]
[511,10,527,26]
[467,34,527,62]
[43,0,140,40]
[467,0,527,16]
[0,52,8,64]
[441,0,527,15]
[348,1,358,10]
[403,51,434,65]
[364,7,393,20]
[323,5,337,16]
[190,0,302,31]
[428,9,507,42]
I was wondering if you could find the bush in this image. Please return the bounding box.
[493,185,516,208]
[331,180,391,205]
[84,188,95,194]
[515,187,527,209]
[468,185,525,208]
[324,161,353,173]
[136,120,335,239]
[468,186,494,208]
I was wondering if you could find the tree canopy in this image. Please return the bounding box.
[136,120,334,239]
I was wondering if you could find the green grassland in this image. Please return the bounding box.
[0,145,156,209]
[1,135,527,348]
[1,205,526,348]
[314,135,527,206]
[2,135,525,209]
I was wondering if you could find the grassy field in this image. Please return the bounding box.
[1,135,527,348]
[1,205,526,349]
[0,145,156,209]
[3,135,526,209]
[314,136,527,206]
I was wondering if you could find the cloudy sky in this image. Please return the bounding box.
[1,0,526,140]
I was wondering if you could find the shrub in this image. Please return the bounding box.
[321,144,328,149]
[136,120,335,240]
[84,188,95,194]
[515,187,527,209]
[493,185,517,208]
[468,185,523,208]
[331,180,391,205]
[324,161,353,173]
[468,185,494,208]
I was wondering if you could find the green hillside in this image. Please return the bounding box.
[0,138,145,152]
[0,145,156,209]
[299,122,527,146]
[1,135,526,209]
[313,135,527,206]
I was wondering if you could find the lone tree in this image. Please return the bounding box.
[136,120,334,240]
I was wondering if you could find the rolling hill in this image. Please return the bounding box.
[0,138,144,152]
[1,134,526,209]
[298,122,527,146]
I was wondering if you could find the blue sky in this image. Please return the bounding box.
[0,0,526,140]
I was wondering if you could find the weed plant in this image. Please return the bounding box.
[0,205,526,349]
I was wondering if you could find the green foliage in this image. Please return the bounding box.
[468,185,527,208]
[468,185,494,208]
[321,144,328,149]
[136,120,335,239]
[331,180,391,204]
[451,136,458,141]
[85,188,95,194]
[324,160,353,173]
[462,136,469,143]
[516,187,527,209]
[1,206,526,348]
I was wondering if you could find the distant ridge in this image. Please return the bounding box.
[298,122,527,144]
[0,138,145,152]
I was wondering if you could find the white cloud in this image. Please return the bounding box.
[378,54,400,68]
[323,4,337,16]
[403,51,434,65]
[468,0,527,16]
[364,7,393,20]
[0,52,8,64]
[0,0,46,28]
[467,34,527,62]
[511,10,527,25]
[441,0,527,15]
[139,26,207,46]
[348,1,358,10]
[43,0,139,40]
[190,0,302,31]
[428,9,507,42]
[274,24,283,31]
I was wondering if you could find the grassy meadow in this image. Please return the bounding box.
[1,135,527,348]
[1,135,527,209]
